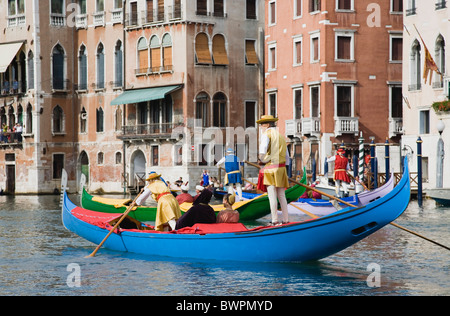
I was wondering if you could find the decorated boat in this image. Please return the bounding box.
[289,173,395,216]
[62,159,411,262]
[80,172,307,222]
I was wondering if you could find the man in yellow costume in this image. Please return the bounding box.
[257,115,290,225]
[136,172,181,231]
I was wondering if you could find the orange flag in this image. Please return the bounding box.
[414,24,442,85]
[423,45,439,84]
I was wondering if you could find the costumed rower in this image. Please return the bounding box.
[257,115,290,225]
[215,148,243,200]
[327,145,351,198]
[135,172,182,231]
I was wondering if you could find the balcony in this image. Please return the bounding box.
[301,117,320,137]
[334,117,359,136]
[285,119,302,138]
[0,132,23,150]
[286,118,320,139]
[75,14,88,29]
[93,11,105,27]
[118,122,184,142]
[1,81,26,96]
[389,118,403,138]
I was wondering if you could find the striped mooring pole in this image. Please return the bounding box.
[358,132,364,180]
[417,136,423,207]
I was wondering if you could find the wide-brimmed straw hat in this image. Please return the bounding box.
[256,115,279,124]
[146,172,161,181]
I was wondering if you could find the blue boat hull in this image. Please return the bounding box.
[62,160,411,262]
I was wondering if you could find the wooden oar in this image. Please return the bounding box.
[290,203,319,219]
[244,160,357,208]
[390,222,450,251]
[85,188,145,258]
[347,171,369,191]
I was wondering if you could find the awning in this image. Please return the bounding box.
[111,85,182,105]
[0,41,24,73]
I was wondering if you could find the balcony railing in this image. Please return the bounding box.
[1,81,27,96]
[286,118,321,138]
[285,119,302,138]
[334,117,359,136]
[119,122,183,140]
[389,118,403,138]
[302,117,320,137]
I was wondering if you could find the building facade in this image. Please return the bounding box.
[402,0,450,190]
[265,0,403,176]
[0,0,265,194]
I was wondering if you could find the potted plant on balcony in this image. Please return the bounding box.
[432,99,450,114]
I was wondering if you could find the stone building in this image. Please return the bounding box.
[401,0,450,190]
[0,0,264,194]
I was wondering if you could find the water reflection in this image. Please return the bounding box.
[0,195,449,296]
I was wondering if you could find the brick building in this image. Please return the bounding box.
[264,0,403,176]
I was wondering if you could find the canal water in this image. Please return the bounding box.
[0,194,448,296]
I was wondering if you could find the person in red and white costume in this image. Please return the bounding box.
[327,147,351,197]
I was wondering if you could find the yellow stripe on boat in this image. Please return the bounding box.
[92,196,132,208]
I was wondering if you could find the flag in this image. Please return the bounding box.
[423,45,439,84]
[413,24,442,85]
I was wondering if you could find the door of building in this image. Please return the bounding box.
[6,165,15,194]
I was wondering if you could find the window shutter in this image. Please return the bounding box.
[151,47,161,71]
[212,35,229,65]
[163,46,172,69]
[245,40,258,64]
[195,33,212,64]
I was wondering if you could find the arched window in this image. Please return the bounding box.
[195,92,210,127]
[150,35,161,72]
[97,152,104,165]
[96,107,104,132]
[409,40,421,91]
[78,45,87,90]
[195,33,212,64]
[115,107,122,132]
[80,107,87,133]
[96,43,105,89]
[52,105,64,133]
[212,34,229,65]
[115,40,123,87]
[162,34,173,71]
[213,92,227,127]
[26,103,33,134]
[52,44,65,90]
[435,35,445,87]
[115,152,122,164]
[137,37,148,74]
[27,50,34,90]
[8,106,15,127]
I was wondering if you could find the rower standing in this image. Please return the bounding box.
[327,146,351,198]
[215,148,243,199]
[257,115,290,225]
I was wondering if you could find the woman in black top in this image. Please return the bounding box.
[175,189,216,230]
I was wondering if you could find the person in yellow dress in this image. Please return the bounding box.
[135,172,182,231]
[257,115,290,225]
